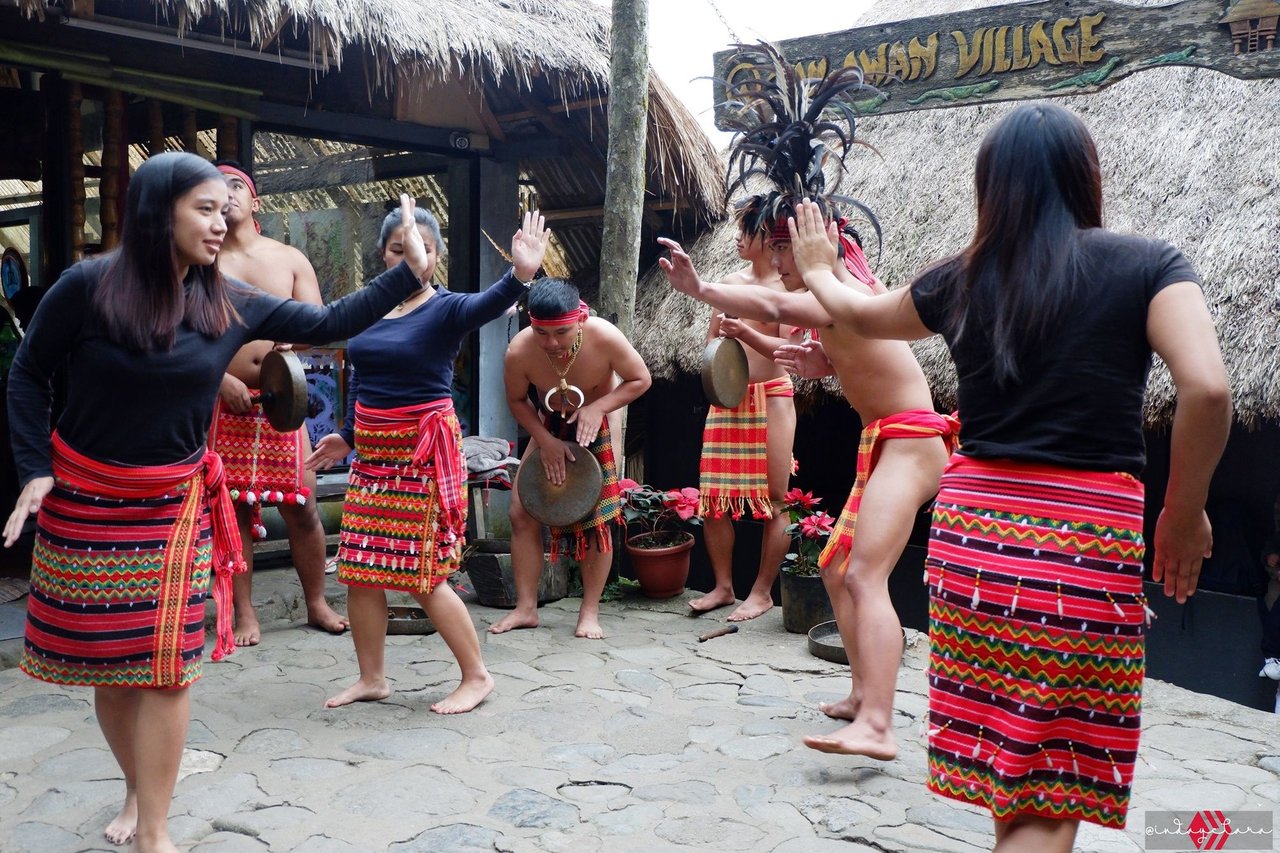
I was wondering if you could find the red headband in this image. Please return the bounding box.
[771,216,875,286]
[217,165,258,198]
[530,300,589,328]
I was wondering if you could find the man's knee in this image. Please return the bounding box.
[278,500,322,531]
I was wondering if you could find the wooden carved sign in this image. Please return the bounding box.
[712,0,1280,124]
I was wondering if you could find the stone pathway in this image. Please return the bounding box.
[1,567,1278,851]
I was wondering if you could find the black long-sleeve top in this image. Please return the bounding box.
[338,270,525,446]
[8,259,421,485]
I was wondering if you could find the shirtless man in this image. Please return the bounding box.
[691,214,797,622]
[212,161,348,644]
[489,279,652,639]
[660,209,955,761]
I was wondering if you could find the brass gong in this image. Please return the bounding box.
[252,350,309,432]
[701,336,749,409]
[516,442,604,527]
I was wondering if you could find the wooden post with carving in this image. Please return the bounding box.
[148,99,166,157]
[713,0,1280,123]
[216,114,240,162]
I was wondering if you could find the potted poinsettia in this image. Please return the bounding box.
[779,488,837,633]
[618,479,701,598]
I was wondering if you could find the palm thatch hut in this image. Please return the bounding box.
[3,0,725,284]
[631,0,1280,709]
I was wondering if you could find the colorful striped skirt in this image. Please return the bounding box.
[698,375,793,521]
[924,454,1148,829]
[207,399,306,505]
[22,435,245,689]
[335,401,466,594]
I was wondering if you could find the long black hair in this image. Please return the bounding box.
[941,103,1103,385]
[94,151,237,351]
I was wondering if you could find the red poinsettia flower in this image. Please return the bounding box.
[664,487,700,521]
[800,512,835,539]
[784,488,821,509]
[619,477,641,494]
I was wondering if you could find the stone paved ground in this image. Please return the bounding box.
[2,566,1278,852]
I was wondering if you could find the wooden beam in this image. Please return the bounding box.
[254,151,450,195]
[259,9,293,52]
[493,94,609,124]
[515,93,604,171]
[542,199,680,224]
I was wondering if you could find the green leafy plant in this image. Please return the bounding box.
[780,488,835,577]
[618,478,702,549]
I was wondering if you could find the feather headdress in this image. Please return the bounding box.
[720,42,882,252]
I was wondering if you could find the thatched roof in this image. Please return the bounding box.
[635,0,1280,428]
[11,0,726,281]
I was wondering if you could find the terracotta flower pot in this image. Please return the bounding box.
[625,532,695,599]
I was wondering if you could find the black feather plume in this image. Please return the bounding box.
[721,42,882,250]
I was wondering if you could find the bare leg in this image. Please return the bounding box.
[819,562,861,722]
[729,393,796,622]
[804,438,947,759]
[131,687,189,853]
[575,542,611,639]
[993,816,1079,853]
[414,582,494,713]
[94,688,140,846]
[689,514,736,613]
[279,435,347,634]
[489,481,544,634]
[231,505,260,646]
[325,585,392,707]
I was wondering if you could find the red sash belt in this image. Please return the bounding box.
[50,432,247,661]
[354,399,465,531]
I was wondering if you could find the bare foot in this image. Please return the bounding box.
[819,696,860,721]
[431,673,495,714]
[803,721,898,760]
[574,613,605,640]
[688,589,735,614]
[324,678,391,708]
[727,591,773,622]
[306,600,350,634]
[103,792,137,845]
[131,830,179,853]
[234,609,261,646]
[488,610,539,634]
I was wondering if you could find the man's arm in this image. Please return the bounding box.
[790,202,932,340]
[659,238,831,328]
[719,316,788,361]
[288,246,323,306]
[565,323,651,447]
[504,343,575,486]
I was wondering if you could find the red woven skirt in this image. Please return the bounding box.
[22,477,214,689]
[925,455,1148,829]
[335,402,466,594]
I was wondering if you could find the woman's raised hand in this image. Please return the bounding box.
[511,210,551,283]
[398,194,433,283]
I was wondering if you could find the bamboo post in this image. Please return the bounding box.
[148,99,166,156]
[598,0,649,339]
[68,82,85,262]
[216,114,239,162]
[100,89,124,251]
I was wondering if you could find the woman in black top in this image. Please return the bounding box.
[787,104,1230,850]
[3,152,430,852]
